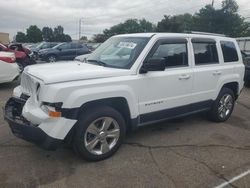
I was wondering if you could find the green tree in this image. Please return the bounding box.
[193,0,250,37]
[80,36,88,42]
[91,34,106,43]
[15,32,27,43]
[139,19,156,32]
[63,34,72,42]
[52,25,72,42]
[54,25,64,36]
[103,19,155,39]
[42,27,54,42]
[26,25,43,43]
[157,13,194,32]
[222,0,238,13]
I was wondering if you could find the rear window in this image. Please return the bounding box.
[220,41,239,63]
[193,42,219,65]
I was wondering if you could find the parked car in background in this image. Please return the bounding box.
[74,53,90,62]
[242,51,250,86]
[8,43,32,55]
[38,42,91,62]
[0,52,19,84]
[86,43,102,52]
[236,37,250,55]
[24,43,39,49]
[30,42,59,60]
[0,43,36,71]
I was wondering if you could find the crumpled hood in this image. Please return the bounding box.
[25,61,131,84]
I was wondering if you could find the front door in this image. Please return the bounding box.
[136,38,194,124]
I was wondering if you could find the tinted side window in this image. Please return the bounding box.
[70,43,78,49]
[151,43,188,67]
[59,43,71,49]
[193,43,219,65]
[220,41,239,63]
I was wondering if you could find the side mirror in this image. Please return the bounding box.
[140,58,166,73]
[57,48,62,51]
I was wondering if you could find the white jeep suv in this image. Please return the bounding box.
[4,33,245,161]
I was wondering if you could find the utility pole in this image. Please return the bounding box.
[211,0,214,7]
[79,18,83,40]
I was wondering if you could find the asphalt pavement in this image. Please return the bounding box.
[0,81,249,188]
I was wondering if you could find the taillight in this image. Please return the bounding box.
[0,57,15,63]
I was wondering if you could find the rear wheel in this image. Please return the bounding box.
[73,106,126,161]
[209,88,235,122]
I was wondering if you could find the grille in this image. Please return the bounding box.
[20,72,34,95]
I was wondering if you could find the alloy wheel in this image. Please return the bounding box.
[218,94,233,119]
[84,117,120,155]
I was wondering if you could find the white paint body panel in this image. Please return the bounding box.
[0,52,19,84]
[14,33,245,140]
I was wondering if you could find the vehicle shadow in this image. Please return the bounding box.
[0,80,19,91]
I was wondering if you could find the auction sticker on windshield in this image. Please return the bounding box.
[118,42,137,49]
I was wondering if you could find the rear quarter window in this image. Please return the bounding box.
[220,41,239,63]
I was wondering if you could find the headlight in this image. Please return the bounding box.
[41,102,63,118]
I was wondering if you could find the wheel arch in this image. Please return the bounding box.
[221,81,239,99]
[77,97,133,129]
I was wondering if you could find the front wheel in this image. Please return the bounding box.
[209,88,235,122]
[73,106,126,161]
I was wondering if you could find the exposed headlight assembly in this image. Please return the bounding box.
[41,102,63,118]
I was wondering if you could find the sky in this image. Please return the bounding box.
[0,0,250,40]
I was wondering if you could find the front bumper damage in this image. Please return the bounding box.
[4,97,62,150]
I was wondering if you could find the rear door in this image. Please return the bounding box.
[191,38,223,103]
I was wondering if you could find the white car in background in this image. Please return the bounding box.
[74,54,90,62]
[0,52,20,84]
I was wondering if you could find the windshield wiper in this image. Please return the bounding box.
[87,59,107,67]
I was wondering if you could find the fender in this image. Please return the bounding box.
[62,85,139,119]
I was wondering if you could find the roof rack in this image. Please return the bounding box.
[187,31,226,37]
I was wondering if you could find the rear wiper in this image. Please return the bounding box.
[87,59,107,67]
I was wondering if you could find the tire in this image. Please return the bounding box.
[73,106,126,161]
[209,87,235,122]
[245,81,250,88]
[47,55,57,62]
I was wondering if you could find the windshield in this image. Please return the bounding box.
[86,37,149,69]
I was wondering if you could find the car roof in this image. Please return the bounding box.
[114,33,235,41]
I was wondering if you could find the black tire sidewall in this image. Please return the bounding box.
[210,88,235,122]
[73,106,126,161]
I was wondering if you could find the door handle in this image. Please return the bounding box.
[213,71,222,76]
[179,74,191,80]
